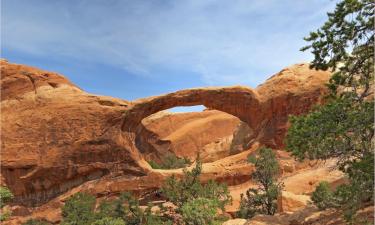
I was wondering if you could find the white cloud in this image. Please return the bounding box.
[2,0,338,87]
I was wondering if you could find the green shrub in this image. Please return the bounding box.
[0,209,11,222]
[148,154,191,169]
[238,147,283,218]
[61,192,96,225]
[59,189,177,225]
[162,160,231,210]
[148,160,162,169]
[22,219,49,225]
[162,160,231,224]
[181,198,221,225]
[92,217,126,225]
[289,0,374,222]
[311,181,336,210]
[0,186,13,208]
[0,186,13,222]
[59,160,231,225]
[96,193,171,225]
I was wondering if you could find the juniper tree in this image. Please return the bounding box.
[286,0,374,222]
[238,148,283,218]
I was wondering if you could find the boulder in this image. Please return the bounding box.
[277,191,310,213]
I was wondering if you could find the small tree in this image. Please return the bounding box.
[162,160,231,210]
[61,192,96,225]
[311,181,336,210]
[287,0,374,222]
[0,186,14,221]
[238,147,283,218]
[181,198,221,225]
[162,159,231,224]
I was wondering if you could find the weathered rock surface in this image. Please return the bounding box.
[137,110,251,162]
[124,64,330,150]
[1,59,148,206]
[277,191,310,213]
[241,205,374,225]
[222,218,247,225]
[1,59,333,223]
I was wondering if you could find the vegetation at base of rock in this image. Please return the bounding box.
[148,153,191,169]
[161,160,232,211]
[58,161,230,225]
[286,99,373,168]
[92,217,126,225]
[161,159,231,224]
[0,186,14,221]
[287,0,374,222]
[61,192,96,225]
[180,198,224,225]
[60,192,169,225]
[311,181,336,210]
[22,219,49,225]
[0,186,13,208]
[0,210,11,222]
[237,147,283,219]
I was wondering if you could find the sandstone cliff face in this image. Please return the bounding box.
[1,59,147,206]
[1,59,331,212]
[255,64,331,147]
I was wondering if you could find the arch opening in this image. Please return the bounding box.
[135,105,253,167]
[167,105,206,113]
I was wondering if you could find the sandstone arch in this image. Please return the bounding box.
[1,60,332,208]
[122,64,332,148]
[122,86,262,133]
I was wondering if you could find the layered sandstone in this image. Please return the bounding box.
[1,59,331,215]
[125,63,330,149]
[1,59,147,206]
[137,110,251,162]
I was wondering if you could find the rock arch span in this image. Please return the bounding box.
[122,64,331,148]
[122,86,262,133]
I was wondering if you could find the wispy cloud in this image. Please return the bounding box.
[2,0,337,87]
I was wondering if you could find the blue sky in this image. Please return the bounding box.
[1,0,337,111]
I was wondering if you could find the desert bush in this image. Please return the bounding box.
[0,186,13,208]
[148,154,191,169]
[61,191,171,225]
[162,160,231,210]
[311,181,336,210]
[22,219,49,225]
[61,192,96,225]
[92,217,126,225]
[162,159,231,224]
[60,159,231,224]
[0,186,13,221]
[238,147,282,218]
[181,198,221,225]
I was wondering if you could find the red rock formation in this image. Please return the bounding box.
[1,59,147,206]
[124,63,330,148]
[1,59,331,210]
[137,110,248,162]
